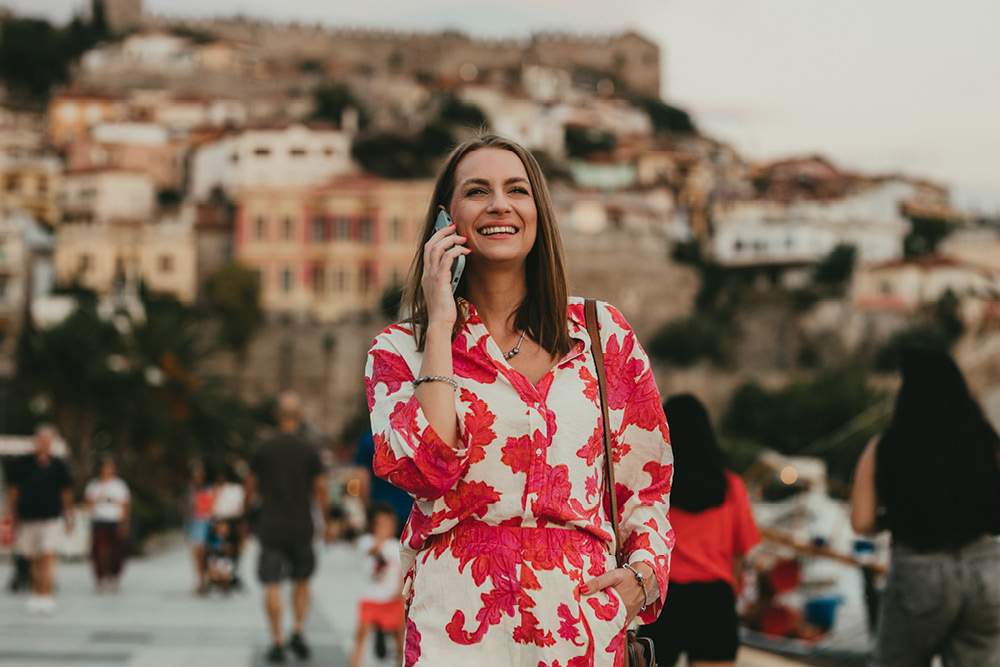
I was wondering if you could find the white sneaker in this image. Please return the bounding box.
[25,595,42,615]
[38,596,56,615]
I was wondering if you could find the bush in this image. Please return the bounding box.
[565,126,616,159]
[646,314,727,367]
[721,366,888,489]
[813,243,856,285]
[636,98,698,135]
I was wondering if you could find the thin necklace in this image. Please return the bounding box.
[503,331,527,360]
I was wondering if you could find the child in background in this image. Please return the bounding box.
[350,503,405,667]
[204,519,236,594]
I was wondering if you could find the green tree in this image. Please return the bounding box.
[437,94,487,129]
[813,243,857,285]
[312,81,368,128]
[646,315,727,367]
[0,14,108,105]
[721,366,887,489]
[206,262,262,373]
[636,98,698,135]
[16,289,260,541]
[904,215,958,258]
[565,126,616,159]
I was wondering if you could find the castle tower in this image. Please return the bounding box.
[93,0,143,35]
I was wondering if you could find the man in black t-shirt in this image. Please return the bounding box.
[6,425,74,615]
[245,392,330,664]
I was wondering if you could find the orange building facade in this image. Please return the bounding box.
[234,174,432,321]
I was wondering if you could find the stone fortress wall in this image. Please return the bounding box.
[148,15,662,98]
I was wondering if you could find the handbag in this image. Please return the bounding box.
[584,299,657,667]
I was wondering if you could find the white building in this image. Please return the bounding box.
[80,31,196,74]
[61,169,156,224]
[54,205,198,303]
[0,207,55,377]
[189,123,356,202]
[853,255,1000,314]
[459,87,653,161]
[712,180,919,270]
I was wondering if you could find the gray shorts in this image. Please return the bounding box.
[257,540,315,584]
[874,536,1000,667]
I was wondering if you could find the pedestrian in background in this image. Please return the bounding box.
[350,502,405,667]
[84,455,130,592]
[186,461,215,594]
[211,464,246,590]
[851,347,1000,666]
[5,425,74,615]
[245,391,331,664]
[639,394,760,667]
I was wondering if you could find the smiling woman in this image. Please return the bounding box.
[365,134,674,666]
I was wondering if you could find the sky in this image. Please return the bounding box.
[6,0,999,212]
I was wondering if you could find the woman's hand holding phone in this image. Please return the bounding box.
[422,207,469,328]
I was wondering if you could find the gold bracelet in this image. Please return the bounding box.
[622,563,649,611]
[412,375,458,390]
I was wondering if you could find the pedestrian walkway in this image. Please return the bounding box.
[0,535,813,667]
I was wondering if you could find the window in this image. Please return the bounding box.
[359,265,372,294]
[281,267,293,293]
[230,152,239,163]
[336,268,348,292]
[253,147,271,157]
[323,147,334,157]
[390,217,402,242]
[337,217,350,239]
[359,217,373,243]
[5,175,20,192]
[290,147,307,157]
[158,255,174,273]
[311,216,325,241]
[311,265,325,293]
[255,215,266,240]
[283,215,294,241]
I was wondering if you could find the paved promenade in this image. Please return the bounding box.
[0,536,814,667]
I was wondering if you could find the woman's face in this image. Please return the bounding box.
[448,147,538,270]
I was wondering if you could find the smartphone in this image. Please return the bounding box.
[434,207,466,293]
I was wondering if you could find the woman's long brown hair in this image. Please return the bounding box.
[402,134,572,359]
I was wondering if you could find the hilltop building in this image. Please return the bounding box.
[189,122,356,202]
[710,177,950,286]
[0,156,62,226]
[154,17,662,98]
[93,0,143,35]
[234,174,431,321]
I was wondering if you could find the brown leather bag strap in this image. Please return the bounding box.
[585,298,624,567]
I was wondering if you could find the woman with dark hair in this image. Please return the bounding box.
[851,348,1000,666]
[639,394,759,667]
[366,134,673,665]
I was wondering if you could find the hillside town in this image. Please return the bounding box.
[4,0,1000,472]
[3,0,1000,665]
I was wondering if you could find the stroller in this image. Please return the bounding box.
[203,519,242,593]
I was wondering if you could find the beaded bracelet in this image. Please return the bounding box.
[412,375,458,390]
[622,563,650,611]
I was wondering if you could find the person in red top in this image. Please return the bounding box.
[639,394,760,667]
